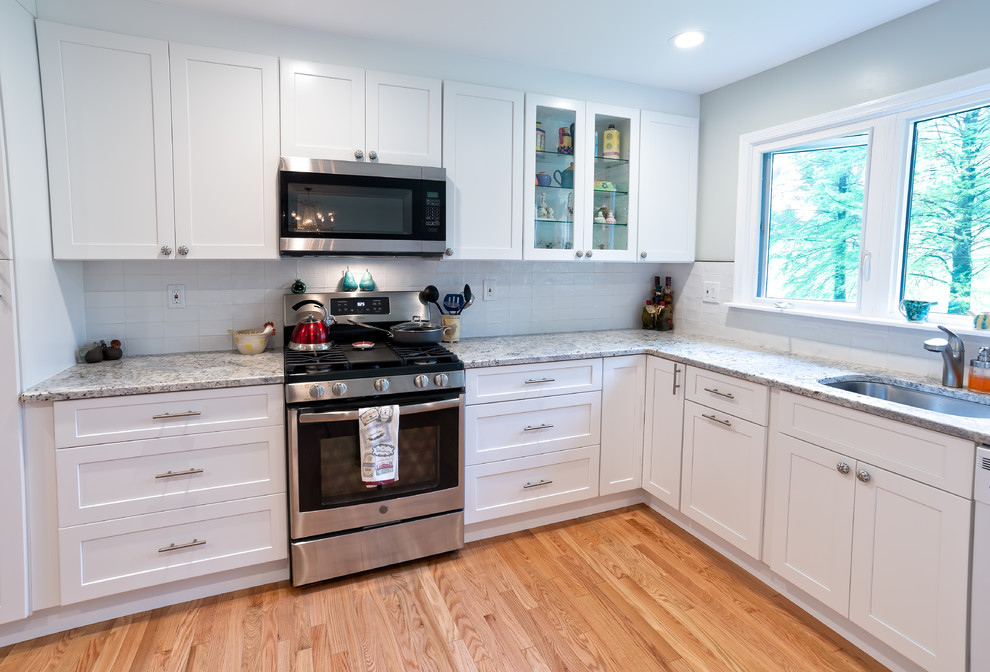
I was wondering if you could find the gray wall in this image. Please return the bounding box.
[696,0,990,261]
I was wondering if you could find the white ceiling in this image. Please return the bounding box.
[150,0,939,94]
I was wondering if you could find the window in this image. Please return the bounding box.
[735,68,990,330]
[903,104,990,315]
[760,136,868,304]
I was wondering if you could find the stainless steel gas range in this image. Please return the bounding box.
[282,291,465,586]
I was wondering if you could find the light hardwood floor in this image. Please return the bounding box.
[0,505,889,671]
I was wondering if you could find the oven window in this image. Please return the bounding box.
[286,184,413,236]
[295,401,459,511]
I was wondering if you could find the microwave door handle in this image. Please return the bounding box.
[297,397,462,424]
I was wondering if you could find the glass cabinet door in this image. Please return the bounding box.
[584,104,639,261]
[524,94,586,259]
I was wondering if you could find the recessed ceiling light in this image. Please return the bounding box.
[670,31,706,49]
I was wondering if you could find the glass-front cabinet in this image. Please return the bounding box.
[524,95,639,261]
[524,94,586,259]
[584,103,639,261]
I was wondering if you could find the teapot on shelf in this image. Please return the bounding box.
[553,162,575,189]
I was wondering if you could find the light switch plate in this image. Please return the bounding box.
[703,281,720,304]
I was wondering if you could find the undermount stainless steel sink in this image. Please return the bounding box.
[821,378,990,419]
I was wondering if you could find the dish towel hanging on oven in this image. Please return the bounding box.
[358,405,399,486]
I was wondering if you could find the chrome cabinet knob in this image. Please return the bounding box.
[354,149,364,159]
[836,462,851,475]
[374,378,390,392]
[585,250,593,258]
[368,150,378,160]
[160,245,172,256]
[177,245,189,256]
[856,469,872,483]
[434,373,449,387]
[575,250,584,258]
[640,251,648,259]
[309,384,325,399]
[413,374,429,389]
[331,382,347,397]
[445,248,454,257]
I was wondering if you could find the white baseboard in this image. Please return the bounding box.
[0,560,289,648]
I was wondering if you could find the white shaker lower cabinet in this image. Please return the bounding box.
[641,357,684,508]
[600,355,646,495]
[770,391,972,672]
[53,385,287,605]
[464,361,603,524]
[680,368,768,559]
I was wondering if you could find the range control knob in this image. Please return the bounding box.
[309,384,326,399]
[414,374,429,388]
[434,373,449,387]
[331,382,347,397]
[374,378,390,393]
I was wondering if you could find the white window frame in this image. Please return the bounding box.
[733,67,990,334]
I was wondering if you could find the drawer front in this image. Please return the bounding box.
[58,493,287,605]
[465,391,601,465]
[685,367,768,425]
[54,385,284,448]
[466,359,602,404]
[465,445,600,524]
[56,426,286,526]
[775,391,974,497]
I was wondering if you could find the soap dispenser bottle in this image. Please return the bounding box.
[969,346,990,393]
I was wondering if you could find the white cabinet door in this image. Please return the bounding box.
[600,355,646,494]
[443,81,523,260]
[681,399,767,558]
[0,260,26,625]
[642,357,684,507]
[769,433,855,615]
[366,70,442,167]
[524,93,588,261]
[637,111,698,263]
[849,463,971,672]
[279,60,365,161]
[582,102,640,262]
[170,44,279,260]
[37,21,174,260]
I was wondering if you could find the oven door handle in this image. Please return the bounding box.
[297,397,462,423]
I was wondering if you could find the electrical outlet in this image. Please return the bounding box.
[483,279,498,301]
[167,284,186,309]
[703,281,720,304]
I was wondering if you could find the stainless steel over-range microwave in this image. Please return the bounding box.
[278,157,447,258]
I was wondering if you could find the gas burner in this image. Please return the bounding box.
[412,359,437,365]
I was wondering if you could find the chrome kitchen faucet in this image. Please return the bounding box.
[924,325,965,388]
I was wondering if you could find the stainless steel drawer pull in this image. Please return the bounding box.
[152,410,203,420]
[524,378,556,384]
[703,387,735,399]
[523,479,553,489]
[523,423,554,431]
[672,365,681,395]
[154,468,205,479]
[158,538,206,553]
[701,413,732,427]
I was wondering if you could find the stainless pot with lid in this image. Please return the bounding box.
[347,316,450,346]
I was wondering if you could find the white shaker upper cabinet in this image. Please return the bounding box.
[366,71,441,167]
[637,111,698,263]
[443,81,523,260]
[280,62,441,167]
[170,44,279,260]
[279,60,365,162]
[37,21,174,260]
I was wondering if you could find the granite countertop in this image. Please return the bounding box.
[20,330,990,443]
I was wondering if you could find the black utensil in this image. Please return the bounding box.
[420,285,443,319]
[460,284,473,314]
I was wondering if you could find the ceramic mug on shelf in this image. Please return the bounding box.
[899,299,935,322]
[536,172,551,186]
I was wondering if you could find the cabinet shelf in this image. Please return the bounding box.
[535,150,575,162]
[593,188,629,195]
[593,156,629,166]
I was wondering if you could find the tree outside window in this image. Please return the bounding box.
[759,138,868,303]
[903,104,990,315]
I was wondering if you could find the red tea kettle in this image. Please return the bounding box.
[289,300,336,351]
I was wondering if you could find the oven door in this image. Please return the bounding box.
[287,391,464,539]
